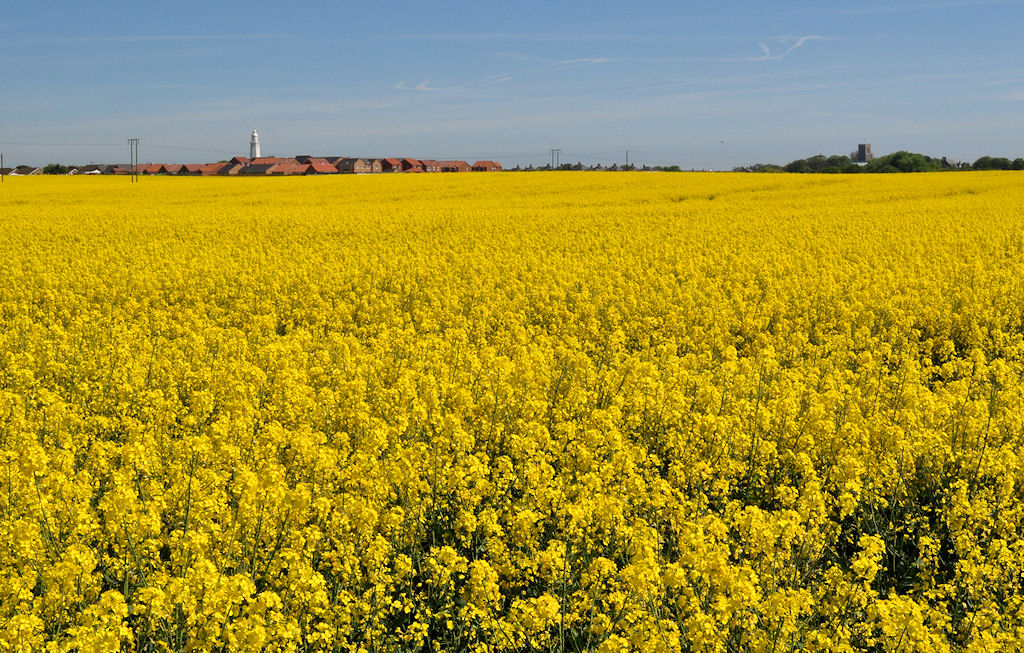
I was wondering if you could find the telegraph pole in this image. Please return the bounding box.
[549,148,561,169]
[128,138,139,182]
[1,152,4,183]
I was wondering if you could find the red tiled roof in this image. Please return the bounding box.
[184,163,230,175]
[307,160,338,173]
[269,162,311,175]
[251,157,295,166]
[238,164,276,175]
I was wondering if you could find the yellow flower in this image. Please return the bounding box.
[4,172,1024,650]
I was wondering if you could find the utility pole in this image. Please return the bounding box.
[128,138,139,182]
[625,150,629,168]
[549,148,560,169]
[1,152,4,183]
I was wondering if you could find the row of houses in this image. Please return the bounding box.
[1,164,140,176]
[188,156,502,176]
[2,157,503,177]
[0,166,47,175]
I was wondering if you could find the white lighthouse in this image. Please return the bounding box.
[250,129,261,159]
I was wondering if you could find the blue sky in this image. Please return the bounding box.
[1,1,1022,169]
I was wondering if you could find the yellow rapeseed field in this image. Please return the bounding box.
[1,171,1023,652]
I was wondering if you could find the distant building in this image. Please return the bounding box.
[141,163,185,175]
[854,143,873,163]
[442,160,472,173]
[184,163,234,176]
[238,163,277,176]
[401,158,424,173]
[298,157,339,174]
[250,129,261,159]
[335,158,381,174]
[472,160,502,172]
[381,158,403,173]
[268,161,311,175]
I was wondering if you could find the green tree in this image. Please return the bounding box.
[781,154,859,173]
[973,156,1013,170]
[784,158,810,173]
[865,151,940,173]
[823,154,858,173]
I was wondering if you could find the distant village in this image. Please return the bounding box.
[0,129,509,177]
[0,159,662,176]
[0,130,674,177]
[0,156,503,177]
[6,136,1021,177]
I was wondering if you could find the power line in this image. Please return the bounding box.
[0,141,239,157]
[0,141,125,147]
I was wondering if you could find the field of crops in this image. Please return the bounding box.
[1,172,1023,651]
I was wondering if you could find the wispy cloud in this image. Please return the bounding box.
[835,0,1022,14]
[41,95,401,140]
[397,32,666,43]
[606,65,858,96]
[393,80,461,92]
[394,57,612,94]
[4,47,237,69]
[722,35,824,62]
[138,83,225,91]
[393,73,514,93]
[546,58,614,71]
[36,33,296,44]
[0,33,296,51]
[805,109,917,123]
[479,74,514,85]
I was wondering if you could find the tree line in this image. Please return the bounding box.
[737,152,1024,173]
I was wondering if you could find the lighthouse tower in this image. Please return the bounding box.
[250,129,261,159]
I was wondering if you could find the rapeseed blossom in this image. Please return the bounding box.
[1,172,1023,650]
